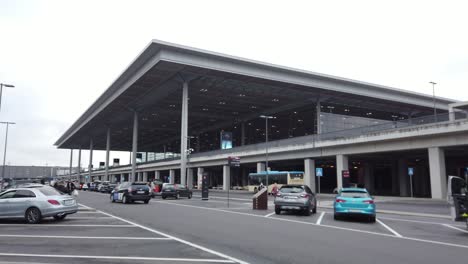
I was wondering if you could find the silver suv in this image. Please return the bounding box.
[274,185,317,216]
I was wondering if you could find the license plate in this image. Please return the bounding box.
[64,200,75,206]
[283,206,300,210]
[349,209,361,213]
[137,191,144,194]
[285,196,296,200]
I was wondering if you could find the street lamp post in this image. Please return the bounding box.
[0,122,15,192]
[0,83,15,112]
[260,115,275,198]
[430,81,437,121]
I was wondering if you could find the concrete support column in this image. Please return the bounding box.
[304,159,316,192]
[241,122,246,146]
[88,139,93,183]
[180,81,189,187]
[121,173,125,183]
[336,154,348,190]
[316,102,321,135]
[105,127,111,182]
[449,106,455,121]
[155,171,161,180]
[223,165,230,191]
[187,168,194,188]
[428,147,447,199]
[77,149,81,183]
[257,162,266,173]
[169,169,175,184]
[364,162,374,194]
[398,159,409,196]
[143,172,148,182]
[391,161,399,195]
[131,111,138,182]
[197,168,204,190]
[69,149,73,179]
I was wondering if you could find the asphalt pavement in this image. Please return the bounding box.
[0,191,466,264]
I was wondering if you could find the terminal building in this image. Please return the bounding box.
[55,40,468,199]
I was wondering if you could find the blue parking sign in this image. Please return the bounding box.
[316,168,323,177]
[408,167,414,176]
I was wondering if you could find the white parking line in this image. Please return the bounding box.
[0,253,235,263]
[376,219,403,237]
[442,224,468,233]
[378,216,466,228]
[96,208,250,264]
[264,212,275,218]
[316,212,325,225]
[0,224,136,227]
[77,203,94,209]
[0,234,171,240]
[66,217,113,219]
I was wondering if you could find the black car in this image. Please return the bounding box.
[161,184,192,199]
[110,182,151,204]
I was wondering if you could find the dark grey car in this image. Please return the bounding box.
[274,185,317,216]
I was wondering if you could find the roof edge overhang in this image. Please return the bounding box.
[55,39,458,149]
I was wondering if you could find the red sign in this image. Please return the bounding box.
[342,170,350,178]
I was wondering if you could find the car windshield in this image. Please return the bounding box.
[37,186,62,196]
[132,184,149,190]
[280,186,304,193]
[340,191,370,198]
[164,184,175,190]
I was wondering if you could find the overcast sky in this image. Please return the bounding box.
[0,0,467,168]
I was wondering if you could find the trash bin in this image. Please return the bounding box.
[253,188,268,210]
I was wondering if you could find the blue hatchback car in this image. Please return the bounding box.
[333,188,376,222]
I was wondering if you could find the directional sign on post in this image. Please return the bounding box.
[408,167,414,176]
[316,168,323,177]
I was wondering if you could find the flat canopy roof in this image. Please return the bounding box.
[55,40,456,151]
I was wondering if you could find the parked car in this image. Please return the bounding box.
[97,181,110,192]
[333,188,376,222]
[274,185,317,216]
[161,184,192,199]
[110,182,151,204]
[0,185,78,224]
[90,181,102,192]
[101,183,117,193]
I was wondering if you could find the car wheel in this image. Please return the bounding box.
[188,193,192,199]
[369,216,376,223]
[312,203,317,214]
[275,207,281,215]
[175,193,180,199]
[144,199,150,204]
[304,207,312,216]
[162,196,166,199]
[25,207,42,224]
[334,214,339,220]
[53,215,66,221]
[122,195,128,204]
[110,194,115,203]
